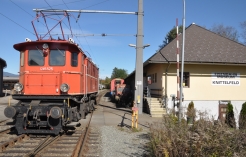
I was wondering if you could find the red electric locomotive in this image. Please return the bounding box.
[110,78,133,107]
[110,78,124,97]
[4,10,99,135]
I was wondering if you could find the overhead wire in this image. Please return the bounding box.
[60,0,112,61]
[9,0,34,18]
[43,0,110,62]
[43,0,96,60]
[5,0,111,61]
[43,0,75,39]
[45,0,85,53]
[9,0,48,38]
[82,0,110,9]
[41,0,86,9]
[0,12,34,35]
[60,0,112,60]
[61,0,86,53]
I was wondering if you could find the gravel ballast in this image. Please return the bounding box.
[100,126,150,157]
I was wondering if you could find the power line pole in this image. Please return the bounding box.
[179,0,186,123]
[135,0,144,114]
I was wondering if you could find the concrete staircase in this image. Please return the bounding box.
[146,97,167,117]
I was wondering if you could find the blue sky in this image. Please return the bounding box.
[0,0,245,79]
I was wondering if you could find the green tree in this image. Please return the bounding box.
[111,67,128,79]
[239,102,246,129]
[159,25,183,49]
[210,24,239,42]
[225,102,236,128]
[104,76,111,89]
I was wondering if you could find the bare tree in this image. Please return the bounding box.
[240,21,246,45]
[210,24,239,42]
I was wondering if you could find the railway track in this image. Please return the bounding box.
[79,90,108,157]
[0,90,107,157]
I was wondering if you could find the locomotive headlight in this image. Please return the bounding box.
[42,43,49,49]
[60,83,70,92]
[14,83,23,92]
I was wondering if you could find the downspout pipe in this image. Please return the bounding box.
[159,53,170,107]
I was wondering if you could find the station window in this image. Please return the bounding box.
[147,76,151,84]
[154,73,157,83]
[147,73,157,84]
[28,50,44,66]
[49,50,65,66]
[179,72,190,88]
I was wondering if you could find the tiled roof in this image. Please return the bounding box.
[148,24,246,64]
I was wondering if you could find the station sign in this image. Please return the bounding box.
[211,72,240,86]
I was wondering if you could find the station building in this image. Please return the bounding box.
[0,58,7,96]
[126,23,246,122]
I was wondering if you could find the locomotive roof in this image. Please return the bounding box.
[13,40,81,52]
[13,39,99,68]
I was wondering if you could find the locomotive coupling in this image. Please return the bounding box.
[4,106,17,118]
[50,106,62,119]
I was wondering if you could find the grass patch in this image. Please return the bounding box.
[131,127,143,132]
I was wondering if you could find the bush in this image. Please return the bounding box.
[148,111,246,157]
[225,102,236,128]
[239,102,246,129]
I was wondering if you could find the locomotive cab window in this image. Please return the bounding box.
[20,51,24,67]
[71,52,78,67]
[49,50,65,66]
[28,50,44,66]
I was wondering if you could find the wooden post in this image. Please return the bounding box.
[132,106,139,128]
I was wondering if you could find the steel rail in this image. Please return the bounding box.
[75,110,93,157]
[24,135,51,157]
[0,127,12,136]
[74,90,107,156]
[24,135,61,157]
[0,119,9,124]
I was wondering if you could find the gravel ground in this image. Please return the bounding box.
[100,126,150,157]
